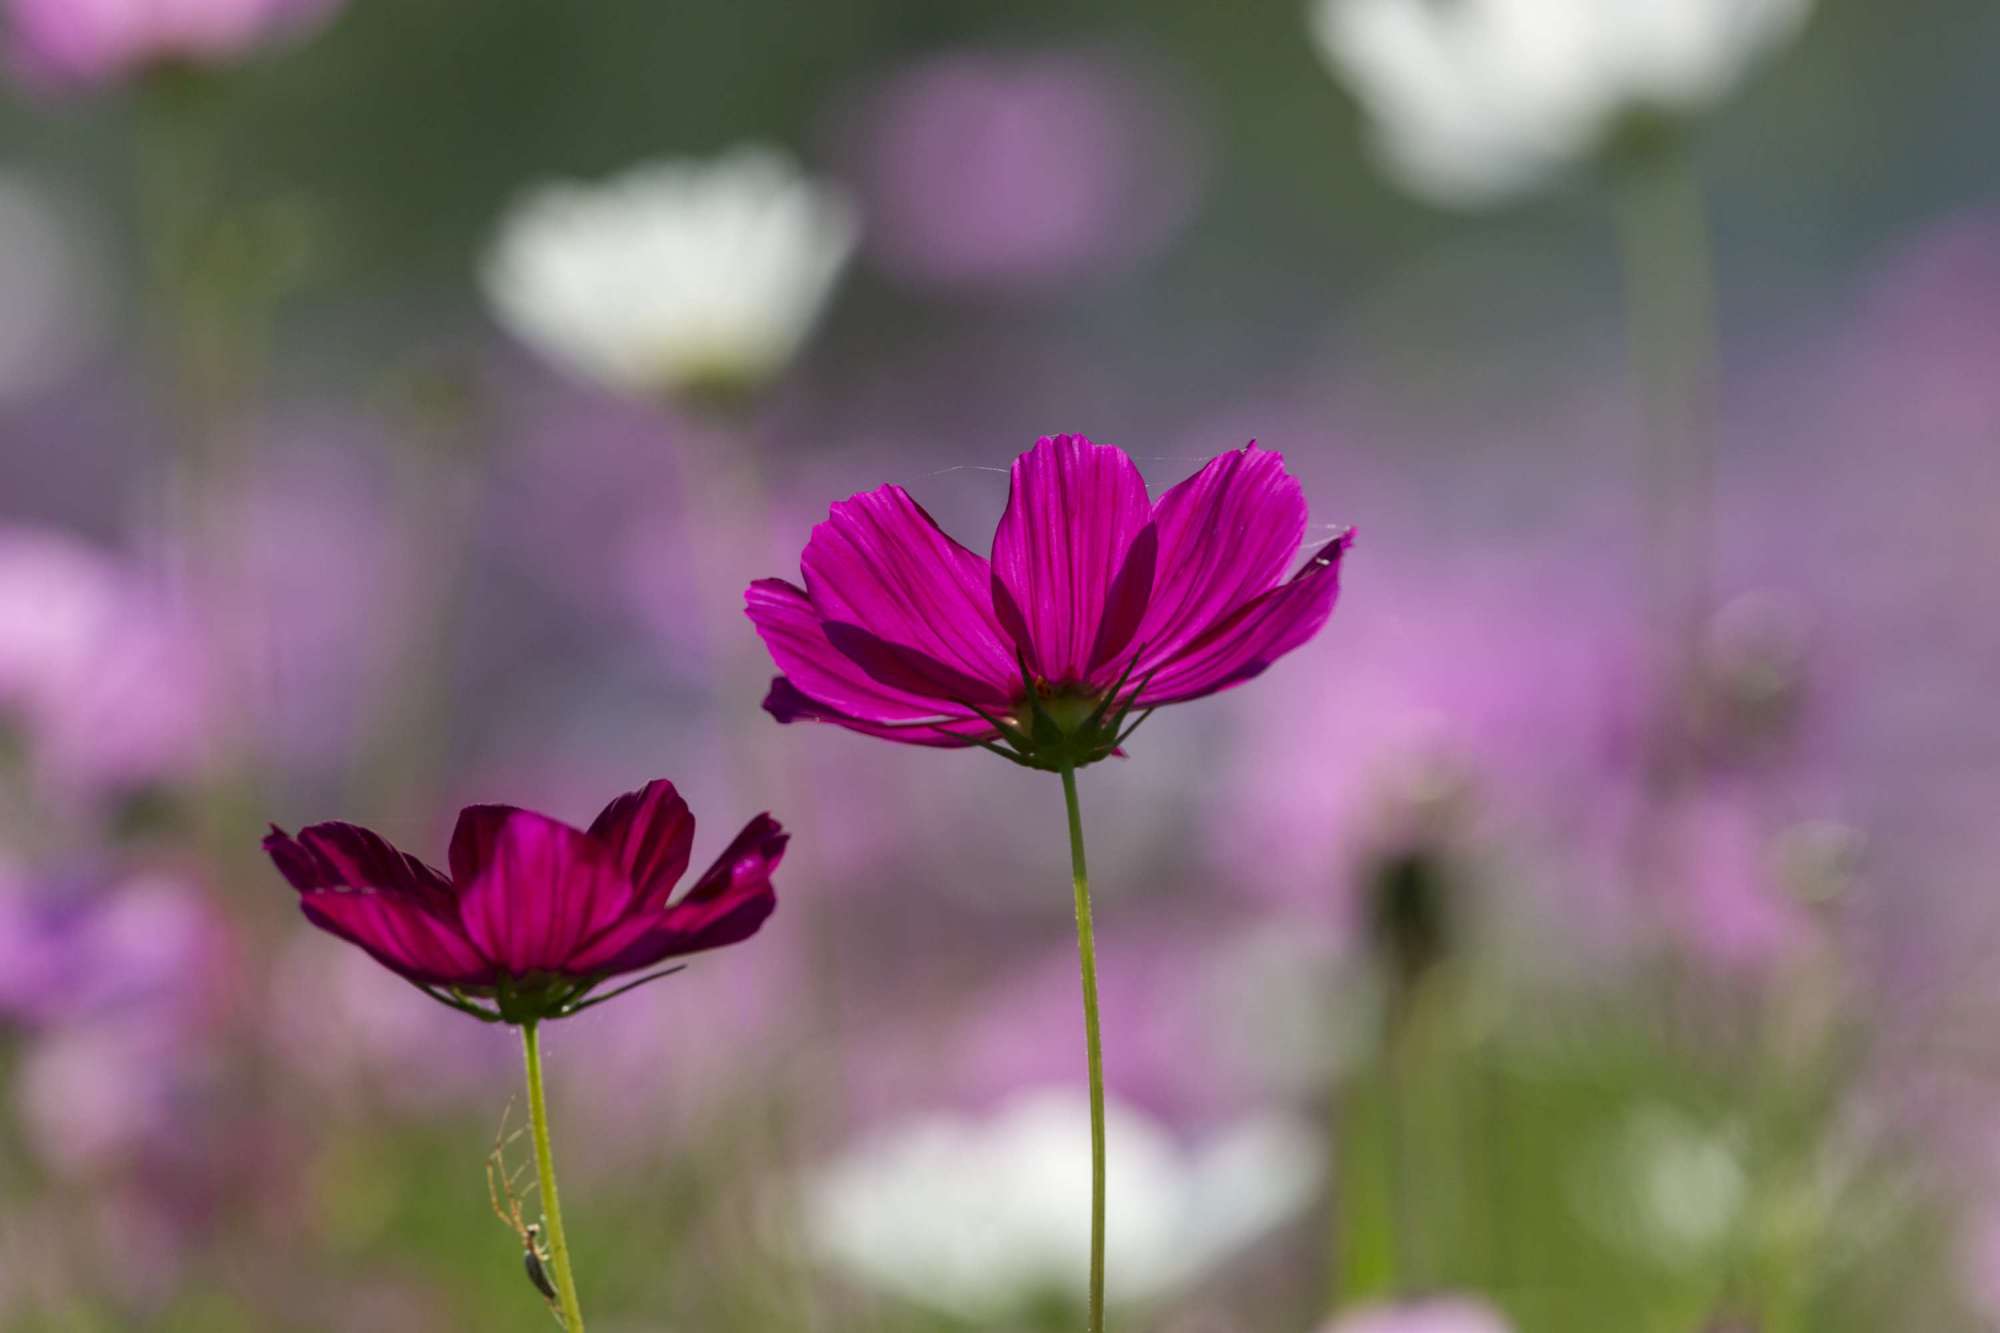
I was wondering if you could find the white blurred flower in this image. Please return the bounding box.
[805,1087,1323,1320]
[1572,1103,1747,1266]
[481,145,859,401]
[1308,0,1814,206]
[1319,1296,1516,1333]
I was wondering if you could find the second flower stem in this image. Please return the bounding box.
[1610,133,1719,797]
[521,1021,587,1331]
[1060,761,1108,1333]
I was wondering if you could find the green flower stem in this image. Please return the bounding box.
[521,1022,586,1331]
[1610,133,1720,795]
[1060,761,1108,1333]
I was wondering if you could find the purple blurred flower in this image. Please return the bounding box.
[263,779,784,1023]
[222,431,421,773]
[839,47,1207,293]
[1318,1297,1514,1333]
[4,0,343,91]
[748,434,1352,770]
[0,867,232,1027]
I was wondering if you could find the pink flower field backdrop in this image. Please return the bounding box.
[1,1,1997,1330]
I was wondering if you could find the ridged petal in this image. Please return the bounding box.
[457,811,637,976]
[989,435,1156,687]
[265,821,456,912]
[746,577,997,737]
[448,804,518,886]
[760,674,997,747]
[798,484,1018,702]
[264,824,491,986]
[568,814,785,975]
[297,892,496,988]
[587,779,695,907]
[1136,532,1354,706]
[1132,444,1309,670]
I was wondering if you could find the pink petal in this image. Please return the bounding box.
[798,484,1020,701]
[457,811,637,976]
[679,812,788,909]
[568,815,785,975]
[760,675,996,747]
[448,804,518,886]
[746,577,998,735]
[298,890,494,988]
[1137,531,1353,706]
[989,434,1156,687]
[265,821,455,913]
[264,824,489,986]
[586,779,695,907]
[1132,444,1308,667]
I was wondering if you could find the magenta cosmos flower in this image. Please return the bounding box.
[747,434,1352,771]
[5,0,342,91]
[264,780,784,1024]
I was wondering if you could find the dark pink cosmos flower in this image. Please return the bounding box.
[263,780,784,1024]
[746,434,1352,770]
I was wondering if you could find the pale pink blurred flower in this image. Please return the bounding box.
[1212,547,1626,931]
[553,931,806,1172]
[1722,210,2000,982]
[16,1010,213,1175]
[5,0,344,91]
[857,920,1364,1129]
[0,526,209,801]
[265,930,517,1117]
[1654,790,1825,972]
[1318,1296,1514,1333]
[8,870,233,1175]
[839,47,1207,293]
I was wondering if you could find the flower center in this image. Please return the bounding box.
[1019,685,1104,737]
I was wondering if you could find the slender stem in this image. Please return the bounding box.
[1383,1005,1419,1293]
[521,1022,586,1331]
[1609,133,1720,801]
[1060,762,1108,1333]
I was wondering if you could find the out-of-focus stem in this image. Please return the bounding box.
[1610,133,1721,799]
[1384,994,1422,1292]
[1060,761,1108,1333]
[521,1022,586,1331]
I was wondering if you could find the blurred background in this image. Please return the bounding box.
[1,0,1997,1329]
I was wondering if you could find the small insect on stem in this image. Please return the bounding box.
[522,1223,559,1304]
[486,1099,564,1324]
